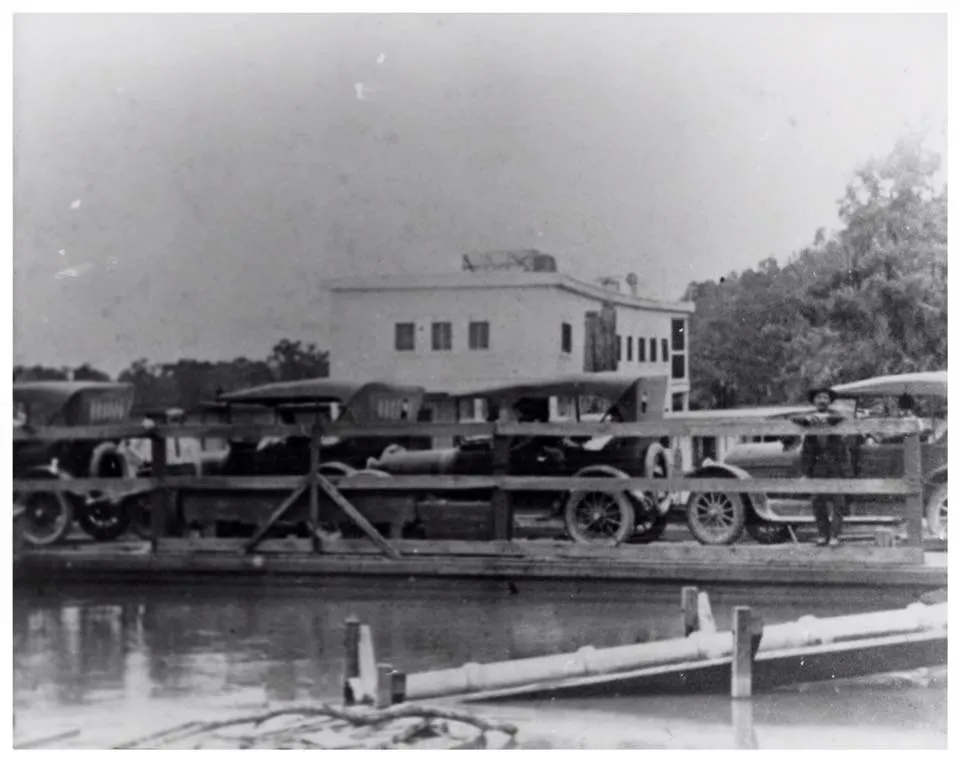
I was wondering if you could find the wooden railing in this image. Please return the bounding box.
[13,416,929,552]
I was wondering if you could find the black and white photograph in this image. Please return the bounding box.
[8,7,950,750]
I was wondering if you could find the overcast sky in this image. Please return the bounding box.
[13,13,947,375]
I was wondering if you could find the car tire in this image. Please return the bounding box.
[76,500,132,542]
[17,490,75,547]
[564,489,635,547]
[686,491,747,545]
[925,482,947,541]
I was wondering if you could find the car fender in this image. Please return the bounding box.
[925,465,947,486]
[685,462,766,519]
[569,464,657,510]
[16,464,81,509]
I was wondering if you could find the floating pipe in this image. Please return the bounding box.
[403,602,947,701]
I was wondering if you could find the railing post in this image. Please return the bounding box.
[310,423,322,554]
[491,425,513,541]
[902,433,924,548]
[149,429,168,552]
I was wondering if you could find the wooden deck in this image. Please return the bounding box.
[13,537,947,589]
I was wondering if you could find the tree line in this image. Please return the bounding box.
[13,339,329,414]
[684,136,947,409]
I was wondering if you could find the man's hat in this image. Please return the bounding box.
[807,386,838,404]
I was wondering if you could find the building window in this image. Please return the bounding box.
[561,322,572,354]
[649,338,657,363]
[626,336,633,362]
[395,322,415,351]
[637,337,645,362]
[662,338,669,363]
[672,393,686,412]
[672,318,686,352]
[672,354,686,379]
[431,321,452,351]
[616,334,622,362]
[468,321,490,350]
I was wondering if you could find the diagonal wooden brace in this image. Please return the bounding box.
[315,473,401,559]
[243,478,310,554]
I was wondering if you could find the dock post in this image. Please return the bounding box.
[731,699,758,749]
[375,663,394,709]
[149,430,168,552]
[731,606,759,699]
[390,670,407,706]
[681,586,699,635]
[343,617,361,705]
[697,591,717,633]
[902,433,924,548]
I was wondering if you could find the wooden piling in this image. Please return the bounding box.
[343,617,360,705]
[681,586,699,635]
[697,591,717,633]
[731,699,758,749]
[731,606,755,699]
[375,663,394,709]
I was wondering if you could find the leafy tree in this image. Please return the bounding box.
[686,136,947,407]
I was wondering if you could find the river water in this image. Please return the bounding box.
[12,577,948,749]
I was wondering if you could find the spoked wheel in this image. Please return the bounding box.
[77,500,131,541]
[925,483,947,541]
[686,491,747,545]
[17,491,75,547]
[745,521,792,545]
[564,491,635,546]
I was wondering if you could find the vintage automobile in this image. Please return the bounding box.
[681,371,948,545]
[13,380,138,545]
[197,378,431,476]
[366,373,675,545]
[133,379,433,539]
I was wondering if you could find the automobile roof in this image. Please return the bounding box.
[833,371,947,399]
[451,372,644,402]
[219,378,425,406]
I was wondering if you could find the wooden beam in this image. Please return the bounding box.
[12,416,923,442]
[242,479,310,554]
[14,474,918,497]
[491,434,513,541]
[314,473,401,559]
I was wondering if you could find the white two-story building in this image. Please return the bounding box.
[324,262,694,417]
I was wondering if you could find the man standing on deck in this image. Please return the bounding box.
[797,386,852,547]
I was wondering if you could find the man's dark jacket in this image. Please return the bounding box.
[797,413,854,479]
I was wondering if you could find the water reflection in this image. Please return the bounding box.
[13,578,938,734]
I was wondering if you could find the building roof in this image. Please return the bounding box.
[324,272,695,314]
